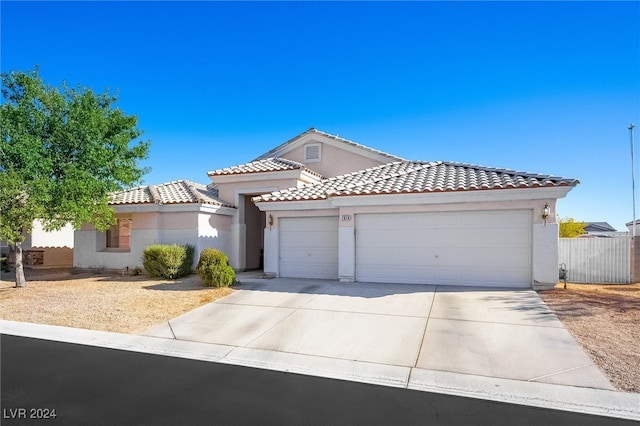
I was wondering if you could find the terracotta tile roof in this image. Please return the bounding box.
[110,180,233,207]
[208,157,323,179]
[255,128,405,162]
[253,161,579,202]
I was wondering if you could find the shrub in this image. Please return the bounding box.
[142,244,194,279]
[196,248,235,287]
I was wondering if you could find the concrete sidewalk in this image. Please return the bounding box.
[2,275,639,421]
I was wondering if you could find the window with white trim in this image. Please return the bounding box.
[304,143,321,163]
[105,218,131,250]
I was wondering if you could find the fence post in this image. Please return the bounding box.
[631,237,640,283]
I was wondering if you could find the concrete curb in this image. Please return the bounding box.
[1,319,638,421]
[408,369,640,421]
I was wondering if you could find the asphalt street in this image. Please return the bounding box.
[1,334,634,426]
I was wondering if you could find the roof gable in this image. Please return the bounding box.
[254,128,404,164]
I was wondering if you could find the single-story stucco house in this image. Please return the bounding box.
[74,128,579,290]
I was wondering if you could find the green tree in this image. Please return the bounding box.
[558,217,587,238]
[0,69,150,287]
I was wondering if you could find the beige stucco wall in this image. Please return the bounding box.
[196,213,232,258]
[264,200,556,224]
[335,199,557,225]
[131,212,160,229]
[215,177,302,206]
[283,142,387,178]
[74,210,232,270]
[159,211,197,230]
[199,213,231,233]
[266,208,340,223]
[128,211,196,230]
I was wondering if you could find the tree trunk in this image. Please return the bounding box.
[14,242,26,288]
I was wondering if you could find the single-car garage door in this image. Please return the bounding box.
[356,210,532,287]
[279,216,339,279]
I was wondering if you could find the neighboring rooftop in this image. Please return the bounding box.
[208,157,323,178]
[110,180,233,207]
[253,160,580,202]
[584,222,617,233]
[254,128,405,162]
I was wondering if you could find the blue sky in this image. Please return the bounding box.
[2,1,639,230]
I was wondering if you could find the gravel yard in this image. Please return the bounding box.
[539,283,640,393]
[1,269,638,393]
[0,268,232,334]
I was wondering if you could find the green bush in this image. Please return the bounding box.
[196,248,235,287]
[142,244,194,279]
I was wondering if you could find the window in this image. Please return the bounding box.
[105,218,131,250]
[304,143,321,163]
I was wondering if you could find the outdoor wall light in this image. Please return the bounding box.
[542,203,551,226]
[268,214,274,229]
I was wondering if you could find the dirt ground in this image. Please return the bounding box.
[0,268,232,334]
[539,283,640,393]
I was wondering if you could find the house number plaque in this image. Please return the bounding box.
[341,214,352,222]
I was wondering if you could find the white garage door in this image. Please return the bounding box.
[356,210,532,287]
[279,216,339,279]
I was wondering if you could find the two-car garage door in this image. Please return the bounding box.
[355,210,532,287]
[278,210,532,287]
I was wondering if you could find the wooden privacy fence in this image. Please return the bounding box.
[558,237,632,284]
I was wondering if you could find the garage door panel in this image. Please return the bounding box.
[359,229,530,249]
[355,262,531,286]
[359,210,529,229]
[280,230,337,243]
[358,245,530,265]
[464,229,530,246]
[279,217,338,280]
[356,211,532,287]
[280,248,337,260]
[358,263,531,286]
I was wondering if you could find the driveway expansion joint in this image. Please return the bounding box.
[527,363,598,382]
[412,288,436,367]
[167,321,177,339]
[428,316,564,328]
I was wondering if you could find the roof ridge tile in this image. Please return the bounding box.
[148,184,161,204]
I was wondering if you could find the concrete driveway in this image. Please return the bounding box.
[142,274,613,390]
